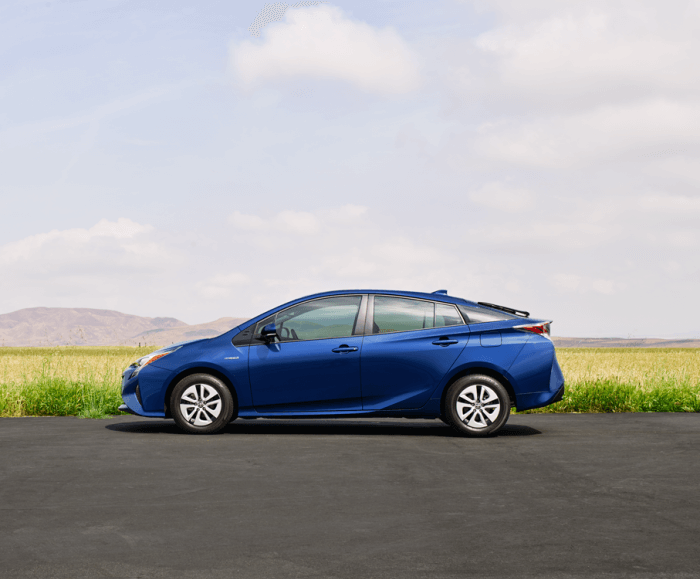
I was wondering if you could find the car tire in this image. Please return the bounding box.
[444,374,510,437]
[170,374,235,434]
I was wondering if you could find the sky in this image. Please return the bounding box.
[1,0,699,338]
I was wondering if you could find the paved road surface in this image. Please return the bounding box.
[1,414,699,578]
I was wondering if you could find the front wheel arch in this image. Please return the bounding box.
[164,367,238,420]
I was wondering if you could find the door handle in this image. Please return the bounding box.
[432,338,458,346]
[332,345,358,353]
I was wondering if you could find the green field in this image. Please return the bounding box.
[0,346,698,417]
[519,348,700,413]
[0,347,152,418]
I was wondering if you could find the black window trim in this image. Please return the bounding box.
[244,293,368,345]
[365,294,466,336]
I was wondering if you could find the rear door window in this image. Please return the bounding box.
[372,297,434,334]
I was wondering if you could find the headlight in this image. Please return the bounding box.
[128,346,181,378]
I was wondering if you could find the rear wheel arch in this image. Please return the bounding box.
[440,367,516,418]
[164,367,238,419]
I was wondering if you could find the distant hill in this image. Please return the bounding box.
[126,317,248,347]
[0,307,695,348]
[0,307,246,347]
[553,337,700,348]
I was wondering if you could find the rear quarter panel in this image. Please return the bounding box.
[428,322,530,403]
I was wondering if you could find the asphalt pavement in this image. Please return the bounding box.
[1,414,699,579]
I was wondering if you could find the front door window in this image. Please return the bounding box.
[255,296,362,342]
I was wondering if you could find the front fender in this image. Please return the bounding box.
[140,358,252,414]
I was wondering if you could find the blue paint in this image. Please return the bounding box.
[121,289,564,422]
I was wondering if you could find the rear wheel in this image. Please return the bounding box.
[171,374,235,434]
[444,375,510,437]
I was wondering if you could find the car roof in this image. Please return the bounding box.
[230,289,532,334]
[291,289,478,307]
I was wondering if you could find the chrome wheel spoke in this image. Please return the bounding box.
[458,392,476,404]
[203,402,221,419]
[458,405,476,422]
[202,387,218,403]
[467,410,484,428]
[183,405,197,422]
[194,408,211,426]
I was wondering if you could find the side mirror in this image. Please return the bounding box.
[260,323,277,342]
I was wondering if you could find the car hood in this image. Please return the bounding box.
[152,337,210,353]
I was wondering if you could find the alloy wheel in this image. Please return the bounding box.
[179,383,222,427]
[455,384,501,429]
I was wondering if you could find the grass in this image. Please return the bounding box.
[0,346,698,417]
[518,348,700,413]
[0,347,153,418]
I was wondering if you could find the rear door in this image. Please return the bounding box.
[360,295,469,410]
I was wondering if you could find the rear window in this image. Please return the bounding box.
[458,304,519,324]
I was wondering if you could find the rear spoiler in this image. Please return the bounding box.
[477,302,530,318]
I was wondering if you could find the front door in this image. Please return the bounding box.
[249,295,365,413]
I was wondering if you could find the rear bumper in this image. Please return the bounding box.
[514,352,565,411]
[551,382,565,404]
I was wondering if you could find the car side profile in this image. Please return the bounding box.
[119,289,565,436]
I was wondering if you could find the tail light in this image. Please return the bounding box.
[514,322,551,339]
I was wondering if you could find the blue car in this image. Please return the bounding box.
[119,289,564,436]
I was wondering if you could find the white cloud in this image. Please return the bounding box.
[0,218,185,317]
[0,218,152,265]
[473,100,700,168]
[228,211,267,231]
[197,273,251,299]
[224,204,454,291]
[666,231,698,248]
[276,210,320,235]
[551,273,625,295]
[326,204,368,221]
[638,195,700,214]
[468,182,534,212]
[473,11,693,103]
[438,1,700,173]
[229,209,319,235]
[230,4,421,94]
[228,205,366,237]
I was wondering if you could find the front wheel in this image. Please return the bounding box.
[444,375,510,437]
[171,374,235,434]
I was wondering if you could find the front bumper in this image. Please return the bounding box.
[120,366,167,418]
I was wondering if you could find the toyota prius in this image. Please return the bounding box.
[119,289,564,436]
